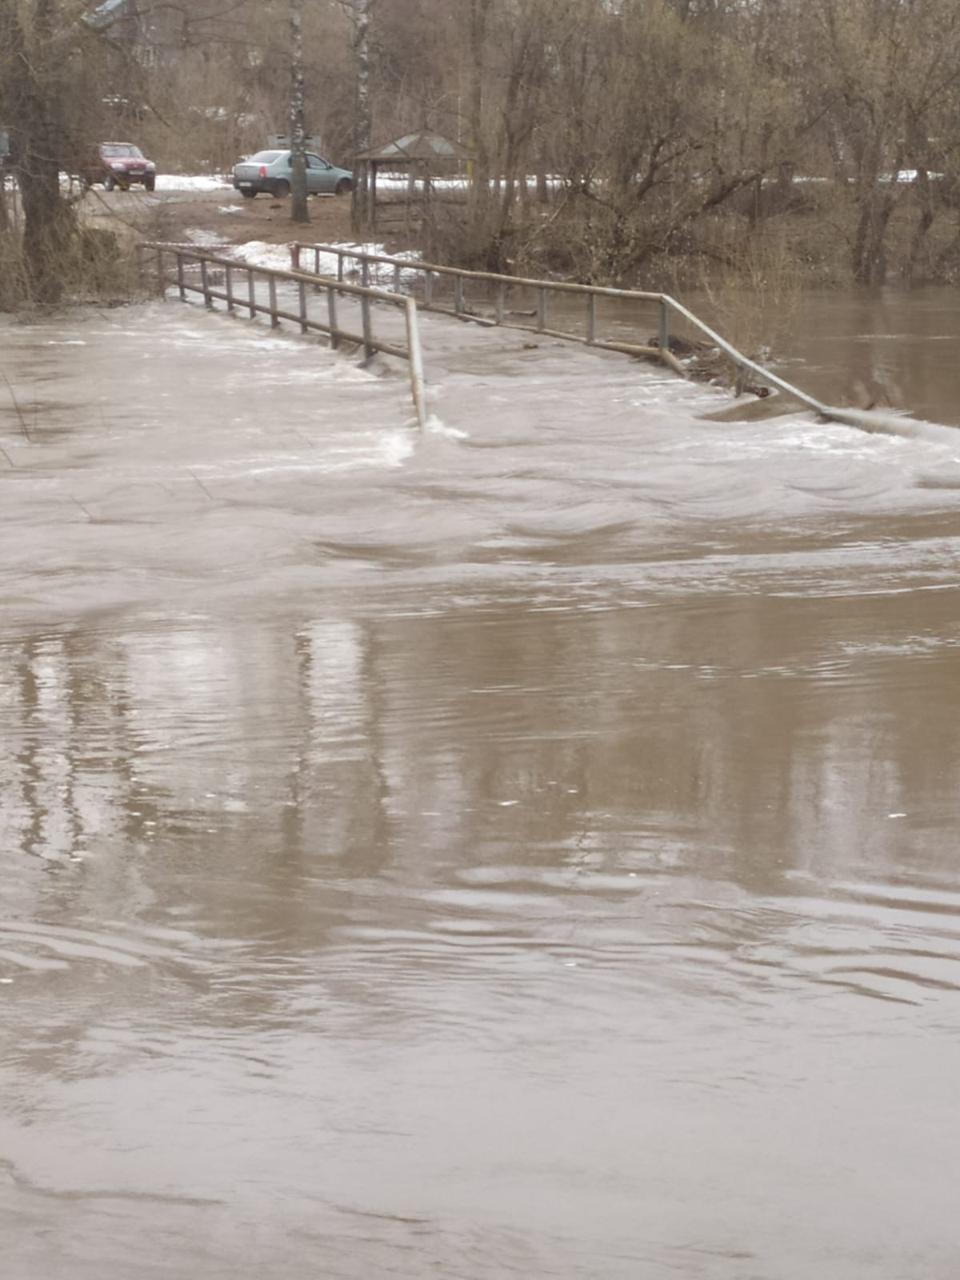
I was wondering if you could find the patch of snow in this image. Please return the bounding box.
[185,227,228,247]
[375,174,469,192]
[879,169,945,184]
[155,174,232,192]
[373,171,563,193]
[298,241,423,287]
[227,240,297,272]
[227,240,421,287]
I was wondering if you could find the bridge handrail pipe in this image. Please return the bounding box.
[290,242,663,302]
[293,243,833,417]
[660,297,828,414]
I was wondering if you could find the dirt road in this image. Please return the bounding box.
[81,181,365,253]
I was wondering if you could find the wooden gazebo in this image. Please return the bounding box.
[352,131,472,236]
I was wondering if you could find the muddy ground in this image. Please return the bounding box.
[82,182,396,253]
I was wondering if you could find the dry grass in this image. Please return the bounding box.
[692,228,805,366]
[0,221,142,311]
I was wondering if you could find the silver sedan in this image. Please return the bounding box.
[232,150,353,199]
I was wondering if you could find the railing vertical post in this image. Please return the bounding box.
[454,274,464,315]
[659,297,670,360]
[424,270,434,305]
[404,296,427,431]
[298,280,308,333]
[361,293,373,359]
[200,258,212,308]
[496,281,505,325]
[308,247,323,293]
[587,292,596,344]
[177,253,186,301]
[225,263,234,313]
[537,287,547,332]
[337,251,344,284]
[291,243,301,272]
[361,259,370,289]
[393,263,402,292]
[247,269,256,318]
[268,276,279,327]
[327,286,339,350]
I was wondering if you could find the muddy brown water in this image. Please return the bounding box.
[1,290,960,1279]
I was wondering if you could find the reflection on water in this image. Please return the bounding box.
[2,302,960,1279]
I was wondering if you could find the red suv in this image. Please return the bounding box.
[81,142,156,191]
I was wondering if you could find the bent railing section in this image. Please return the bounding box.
[291,243,833,419]
[138,243,428,430]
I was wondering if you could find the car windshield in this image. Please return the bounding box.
[102,144,143,158]
[247,151,284,163]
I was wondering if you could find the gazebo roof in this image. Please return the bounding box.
[356,131,471,164]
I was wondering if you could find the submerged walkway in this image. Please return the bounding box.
[2,292,958,635]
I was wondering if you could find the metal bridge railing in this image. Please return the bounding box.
[138,240,879,437]
[138,242,428,430]
[291,242,836,420]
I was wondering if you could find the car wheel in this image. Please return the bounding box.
[335,178,352,196]
[144,176,155,192]
[273,180,290,198]
[241,189,257,199]
[104,174,115,191]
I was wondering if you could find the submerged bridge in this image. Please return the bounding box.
[139,241,908,437]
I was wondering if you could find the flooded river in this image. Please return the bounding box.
[2,295,960,1279]
[769,286,960,427]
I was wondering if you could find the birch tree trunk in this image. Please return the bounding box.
[466,0,491,225]
[289,0,309,225]
[349,0,374,229]
[354,0,372,155]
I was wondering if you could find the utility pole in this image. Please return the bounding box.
[289,0,309,224]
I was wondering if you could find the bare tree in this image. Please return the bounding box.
[808,0,960,284]
[289,0,309,223]
[2,0,59,299]
[336,0,376,226]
